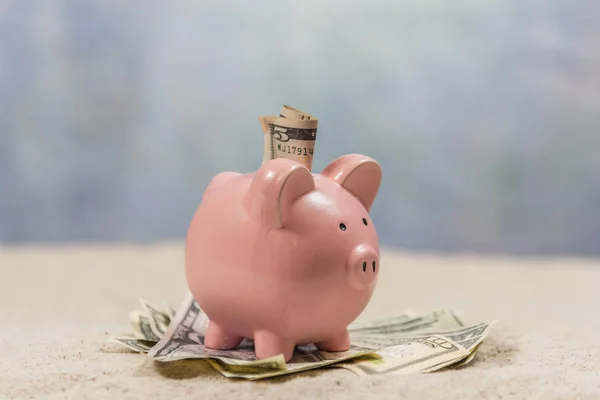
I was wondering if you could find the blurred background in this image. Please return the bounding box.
[1,0,599,255]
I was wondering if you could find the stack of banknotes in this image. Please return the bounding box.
[108,294,495,380]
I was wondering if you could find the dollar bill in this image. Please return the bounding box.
[415,320,495,372]
[450,343,481,368]
[126,298,172,342]
[422,321,495,371]
[138,298,170,336]
[129,310,161,342]
[205,346,375,381]
[347,309,465,337]
[109,336,158,353]
[111,299,173,348]
[442,321,495,351]
[334,334,471,375]
[145,293,375,377]
[162,302,175,320]
[108,296,495,379]
[336,321,495,375]
[347,311,417,331]
[259,105,318,171]
[419,343,482,373]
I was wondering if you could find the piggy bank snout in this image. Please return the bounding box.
[347,244,379,289]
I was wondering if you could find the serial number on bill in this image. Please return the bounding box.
[277,143,314,156]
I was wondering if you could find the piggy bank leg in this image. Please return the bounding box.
[204,321,243,350]
[253,330,295,362]
[315,330,351,352]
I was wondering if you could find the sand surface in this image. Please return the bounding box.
[1,243,600,399]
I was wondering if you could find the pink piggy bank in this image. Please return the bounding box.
[184,154,382,361]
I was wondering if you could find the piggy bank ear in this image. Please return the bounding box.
[321,154,382,211]
[245,158,315,229]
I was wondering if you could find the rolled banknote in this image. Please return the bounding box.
[259,105,318,171]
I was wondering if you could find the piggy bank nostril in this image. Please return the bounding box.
[362,261,367,272]
[372,261,376,272]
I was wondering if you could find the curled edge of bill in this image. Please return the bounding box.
[108,336,157,353]
[417,320,498,373]
[279,105,318,121]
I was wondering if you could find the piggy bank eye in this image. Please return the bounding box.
[362,218,368,226]
[339,223,347,231]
